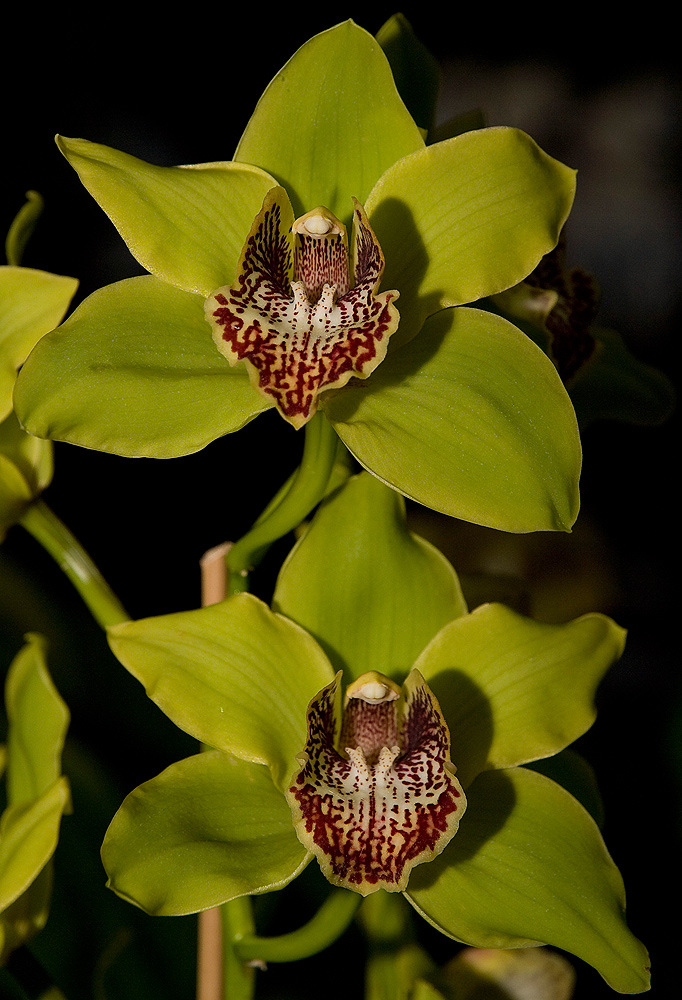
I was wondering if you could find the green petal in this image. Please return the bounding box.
[0,777,70,913]
[107,594,335,789]
[102,750,308,915]
[56,136,277,296]
[0,265,77,420]
[414,603,625,788]
[14,276,271,458]
[273,471,467,681]
[366,128,576,347]
[406,768,650,994]
[324,307,582,533]
[5,634,69,804]
[234,21,424,222]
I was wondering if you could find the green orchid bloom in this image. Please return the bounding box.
[419,946,577,1000]
[492,231,676,429]
[102,473,648,994]
[0,193,77,540]
[0,634,70,964]
[14,21,581,534]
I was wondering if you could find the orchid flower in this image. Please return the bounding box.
[101,473,649,994]
[0,635,70,963]
[14,21,581,533]
[0,192,77,538]
[493,231,676,429]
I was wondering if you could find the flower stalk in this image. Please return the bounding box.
[226,412,340,595]
[19,500,128,628]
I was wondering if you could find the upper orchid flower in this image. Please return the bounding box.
[101,473,649,994]
[14,21,581,534]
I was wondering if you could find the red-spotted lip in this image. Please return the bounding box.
[285,669,466,895]
[204,186,400,430]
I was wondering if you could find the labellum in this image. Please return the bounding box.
[287,669,466,894]
[205,186,400,429]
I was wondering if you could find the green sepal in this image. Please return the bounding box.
[0,777,70,916]
[4,634,69,805]
[107,594,335,789]
[101,750,309,916]
[376,14,440,133]
[414,602,625,788]
[324,307,582,533]
[0,412,52,541]
[14,275,272,458]
[273,472,467,681]
[0,635,70,961]
[56,136,277,296]
[526,748,605,828]
[405,768,650,994]
[234,20,424,222]
[0,264,77,421]
[365,127,576,348]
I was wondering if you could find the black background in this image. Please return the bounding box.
[1,5,679,999]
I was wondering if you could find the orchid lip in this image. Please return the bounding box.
[204,186,400,430]
[286,669,466,895]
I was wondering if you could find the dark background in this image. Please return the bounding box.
[1,5,679,999]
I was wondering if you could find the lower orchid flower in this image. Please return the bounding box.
[101,473,649,994]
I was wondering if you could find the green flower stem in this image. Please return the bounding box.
[221,897,257,1000]
[19,500,129,628]
[234,889,361,964]
[227,414,340,595]
[360,892,431,1000]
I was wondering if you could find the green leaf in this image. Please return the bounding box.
[0,265,77,421]
[273,472,467,681]
[406,768,650,994]
[14,275,272,458]
[366,127,576,348]
[234,20,424,222]
[5,634,69,805]
[414,603,625,788]
[324,307,582,533]
[56,136,277,297]
[107,594,335,789]
[102,750,308,915]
